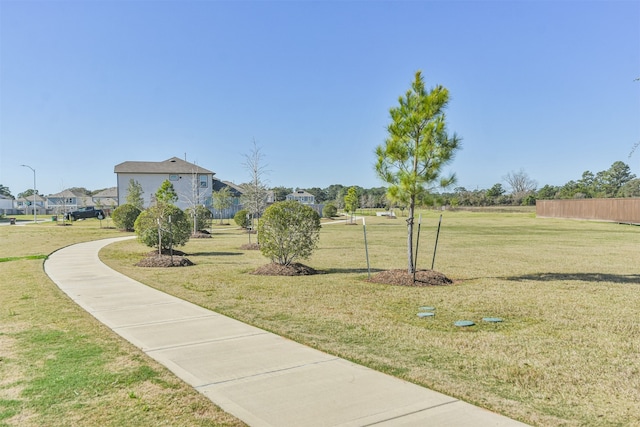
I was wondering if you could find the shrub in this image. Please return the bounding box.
[322,203,338,218]
[258,201,321,266]
[185,205,212,232]
[134,205,191,251]
[234,209,250,228]
[111,204,141,231]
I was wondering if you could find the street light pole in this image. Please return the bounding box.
[20,164,36,223]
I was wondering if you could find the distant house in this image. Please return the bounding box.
[46,190,90,214]
[212,179,244,198]
[210,178,245,219]
[92,187,118,212]
[114,157,216,210]
[286,190,316,205]
[0,195,15,215]
[16,194,46,215]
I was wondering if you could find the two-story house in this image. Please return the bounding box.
[114,157,215,210]
[286,190,316,205]
[46,189,89,215]
[16,194,47,215]
[92,187,118,213]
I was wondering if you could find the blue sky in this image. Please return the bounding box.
[1,0,638,197]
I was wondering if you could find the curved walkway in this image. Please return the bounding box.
[44,237,529,427]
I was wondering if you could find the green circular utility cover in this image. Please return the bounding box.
[417,312,435,318]
[454,320,475,327]
[482,317,503,323]
[419,306,435,311]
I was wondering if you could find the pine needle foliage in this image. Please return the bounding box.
[375,71,461,273]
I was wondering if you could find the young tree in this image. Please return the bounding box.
[234,209,250,228]
[322,203,338,218]
[241,140,270,231]
[126,179,145,210]
[185,205,212,232]
[212,187,233,224]
[258,201,321,266]
[344,186,359,223]
[375,71,461,273]
[112,204,141,231]
[181,168,208,234]
[155,180,178,206]
[134,205,191,252]
[134,180,186,254]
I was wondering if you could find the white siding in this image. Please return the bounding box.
[117,173,212,210]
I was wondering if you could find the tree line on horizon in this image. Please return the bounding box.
[270,160,639,209]
[1,160,637,209]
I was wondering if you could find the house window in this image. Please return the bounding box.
[169,174,179,181]
[199,175,207,188]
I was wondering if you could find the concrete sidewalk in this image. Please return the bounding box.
[44,237,529,427]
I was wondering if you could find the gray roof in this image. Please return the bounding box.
[288,190,315,198]
[114,157,214,175]
[17,194,46,202]
[47,189,85,198]
[93,187,117,198]
[212,179,244,196]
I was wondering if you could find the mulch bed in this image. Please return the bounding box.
[136,250,194,267]
[368,269,453,287]
[251,262,322,276]
[133,249,453,286]
[191,231,212,238]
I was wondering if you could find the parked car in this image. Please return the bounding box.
[65,207,105,221]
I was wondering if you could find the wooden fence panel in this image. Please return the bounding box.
[536,198,640,224]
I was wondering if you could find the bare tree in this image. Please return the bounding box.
[504,169,537,198]
[176,168,208,234]
[241,140,270,231]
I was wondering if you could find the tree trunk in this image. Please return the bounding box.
[407,201,415,273]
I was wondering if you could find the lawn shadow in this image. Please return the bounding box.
[324,267,386,274]
[505,272,640,285]
[188,251,243,257]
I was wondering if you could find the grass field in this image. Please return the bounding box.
[0,217,245,427]
[2,211,640,426]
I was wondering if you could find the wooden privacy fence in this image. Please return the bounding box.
[536,198,640,224]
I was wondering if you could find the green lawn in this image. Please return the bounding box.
[2,211,639,426]
[101,210,640,426]
[0,219,245,427]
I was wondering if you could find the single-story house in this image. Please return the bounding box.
[114,157,216,210]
